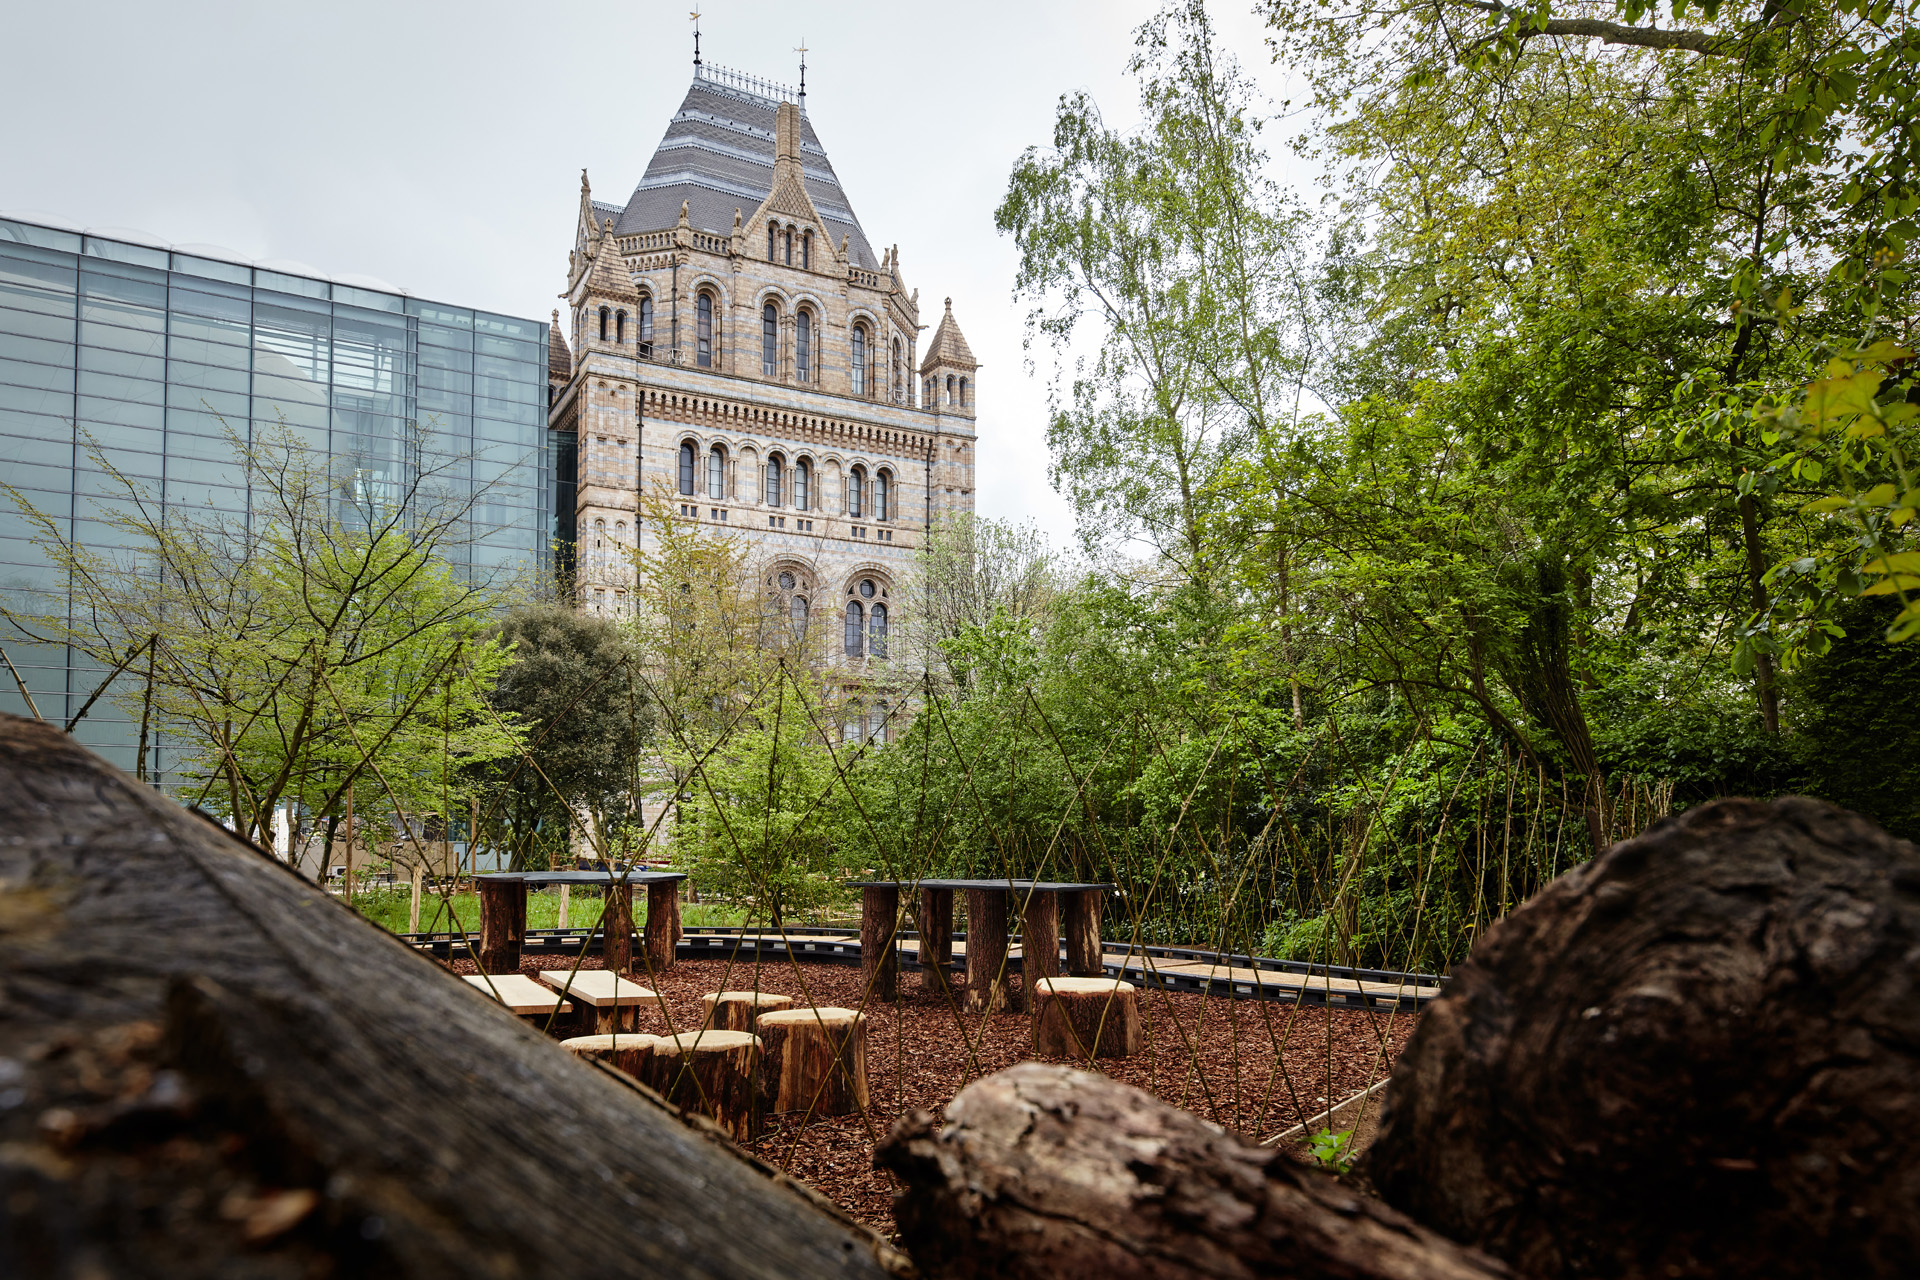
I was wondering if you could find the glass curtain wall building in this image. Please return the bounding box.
[0,215,550,779]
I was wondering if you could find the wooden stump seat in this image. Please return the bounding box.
[756,1007,869,1116]
[1032,977,1141,1059]
[702,990,794,1032]
[542,970,661,1034]
[636,1030,763,1142]
[562,1033,663,1078]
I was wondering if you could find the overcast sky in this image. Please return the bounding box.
[0,0,1290,550]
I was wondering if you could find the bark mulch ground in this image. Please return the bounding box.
[453,951,1415,1232]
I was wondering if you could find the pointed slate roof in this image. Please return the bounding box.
[919,298,978,373]
[548,310,572,380]
[609,70,878,270]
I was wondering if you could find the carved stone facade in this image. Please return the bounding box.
[546,64,979,687]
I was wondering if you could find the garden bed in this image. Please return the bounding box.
[452,953,1414,1231]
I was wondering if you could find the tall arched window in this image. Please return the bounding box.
[695,292,713,368]
[614,521,626,541]
[765,452,784,506]
[677,441,695,495]
[616,310,626,343]
[847,467,864,518]
[790,594,808,640]
[768,223,777,260]
[638,296,653,347]
[892,340,903,403]
[844,601,864,656]
[794,458,811,510]
[874,701,890,744]
[762,303,778,377]
[707,445,725,500]
[960,376,969,406]
[869,603,888,659]
[875,470,890,522]
[598,307,610,341]
[850,325,867,396]
[784,228,793,265]
[802,230,812,269]
[945,374,955,405]
[594,518,606,547]
[795,311,811,382]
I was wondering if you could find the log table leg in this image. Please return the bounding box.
[1022,890,1060,1006]
[757,1007,869,1116]
[602,882,634,975]
[477,875,526,974]
[1066,887,1105,977]
[638,1030,763,1142]
[965,888,1012,1015]
[920,887,954,994]
[861,885,899,1002]
[644,880,677,973]
[1032,977,1142,1058]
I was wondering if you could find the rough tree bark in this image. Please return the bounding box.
[875,1063,1510,1280]
[703,990,793,1032]
[861,885,899,1002]
[1031,977,1140,1059]
[1065,887,1103,977]
[636,1031,763,1143]
[964,888,1011,1014]
[919,886,954,993]
[601,880,634,974]
[1369,796,1920,1279]
[0,714,901,1278]
[477,874,525,974]
[643,880,677,973]
[1020,889,1059,987]
[757,1008,869,1116]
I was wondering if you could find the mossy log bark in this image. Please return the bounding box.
[876,1063,1510,1280]
[0,713,898,1279]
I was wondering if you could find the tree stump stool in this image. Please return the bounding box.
[756,1007,869,1116]
[636,1030,762,1142]
[560,1033,662,1079]
[1032,977,1141,1059]
[702,990,794,1032]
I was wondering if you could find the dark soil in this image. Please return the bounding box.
[453,951,1414,1232]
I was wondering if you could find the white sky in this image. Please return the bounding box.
[0,0,1292,550]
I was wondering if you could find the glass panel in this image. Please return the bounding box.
[77,321,165,356]
[0,303,77,341]
[0,249,78,293]
[845,602,863,656]
[0,431,74,467]
[0,384,71,417]
[80,346,166,382]
[474,313,541,343]
[0,359,75,392]
[0,332,75,368]
[333,284,403,313]
[83,236,169,270]
[0,219,82,253]
[170,253,251,284]
[77,395,164,431]
[255,269,329,299]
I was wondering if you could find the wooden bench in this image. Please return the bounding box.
[462,973,572,1021]
[540,969,662,1034]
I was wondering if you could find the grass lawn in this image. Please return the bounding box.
[350,887,748,935]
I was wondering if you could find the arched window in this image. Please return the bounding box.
[768,223,777,260]
[762,303,778,377]
[789,594,808,640]
[874,702,890,744]
[794,458,811,510]
[892,339,903,403]
[795,310,811,382]
[802,230,811,269]
[695,292,713,368]
[678,441,695,495]
[784,228,793,265]
[765,452,784,506]
[845,601,865,656]
[598,307,610,341]
[850,325,867,396]
[594,518,606,548]
[638,296,653,346]
[870,603,889,658]
[960,376,969,406]
[615,310,626,343]
[707,445,726,500]
[614,521,626,540]
[843,708,862,744]
[945,374,955,405]
[847,467,864,518]
[875,470,890,522]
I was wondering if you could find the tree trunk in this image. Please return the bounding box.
[602,881,635,975]
[875,1063,1511,1280]
[478,875,527,974]
[964,888,1011,1014]
[1064,888,1103,977]
[756,1008,868,1116]
[861,885,899,1002]
[637,1031,763,1143]
[1031,977,1140,1059]
[703,990,793,1032]
[919,886,954,993]
[1021,890,1059,992]
[644,880,677,973]
[1368,797,1920,1280]
[562,1033,662,1078]
[409,863,423,933]
[0,713,902,1278]
[1737,491,1781,733]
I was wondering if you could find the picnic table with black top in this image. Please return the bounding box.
[848,879,1113,1010]
[475,871,688,976]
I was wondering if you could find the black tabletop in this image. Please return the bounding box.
[477,871,687,885]
[848,878,1111,892]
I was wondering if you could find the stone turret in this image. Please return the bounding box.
[919,298,978,420]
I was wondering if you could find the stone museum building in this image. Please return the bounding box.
[545,60,980,694]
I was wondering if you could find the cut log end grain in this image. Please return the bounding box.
[639,1030,763,1143]
[562,1033,663,1079]
[1368,796,1920,1280]
[702,990,794,1032]
[875,1062,1511,1280]
[1031,977,1141,1059]
[756,1007,869,1116]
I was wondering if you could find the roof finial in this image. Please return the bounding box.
[690,8,702,70]
[795,39,807,105]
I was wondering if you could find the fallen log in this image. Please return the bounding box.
[0,713,901,1278]
[875,1062,1511,1280]
[1369,796,1920,1279]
